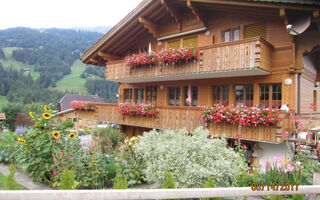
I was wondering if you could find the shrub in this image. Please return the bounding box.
[270,196,282,200]
[202,176,221,200]
[59,169,78,190]
[1,103,24,131]
[93,127,124,153]
[4,165,18,190]
[15,112,33,127]
[135,127,245,188]
[62,120,74,128]
[291,194,305,200]
[163,172,175,189]
[113,175,128,189]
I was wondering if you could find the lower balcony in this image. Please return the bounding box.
[95,103,293,143]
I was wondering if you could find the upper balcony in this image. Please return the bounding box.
[105,37,273,83]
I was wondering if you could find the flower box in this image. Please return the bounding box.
[124,47,199,68]
[70,101,97,111]
[116,103,159,118]
[201,105,282,127]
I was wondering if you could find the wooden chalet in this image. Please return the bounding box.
[81,0,320,168]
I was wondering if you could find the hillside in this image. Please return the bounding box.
[0,27,119,111]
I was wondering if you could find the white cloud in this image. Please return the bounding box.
[0,0,143,29]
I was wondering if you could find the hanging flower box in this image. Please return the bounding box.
[124,47,199,68]
[116,103,159,117]
[70,101,97,111]
[200,105,282,127]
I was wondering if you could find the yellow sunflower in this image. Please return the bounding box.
[25,147,29,152]
[35,122,39,127]
[17,137,26,144]
[44,105,52,113]
[29,112,35,119]
[68,132,76,139]
[43,113,51,119]
[52,131,61,139]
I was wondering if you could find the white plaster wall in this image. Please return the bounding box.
[255,142,294,172]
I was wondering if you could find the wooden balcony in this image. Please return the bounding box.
[95,103,293,143]
[105,37,272,83]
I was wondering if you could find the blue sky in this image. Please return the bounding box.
[0,0,143,29]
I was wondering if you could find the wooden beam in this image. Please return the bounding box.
[89,58,104,66]
[279,8,288,25]
[314,10,319,19]
[114,29,148,55]
[187,0,208,27]
[138,17,159,38]
[97,52,121,61]
[161,0,182,31]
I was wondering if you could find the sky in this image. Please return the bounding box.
[0,0,143,30]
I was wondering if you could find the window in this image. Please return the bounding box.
[314,90,317,112]
[259,84,282,108]
[146,86,157,105]
[213,86,229,105]
[244,22,266,40]
[169,87,180,106]
[235,85,253,106]
[221,27,240,43]
[124,89,133,103]
[135,88,144,104]
[184,86,198,106]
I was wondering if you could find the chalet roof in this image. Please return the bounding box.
[250,0,320,6]
[0,113,6,121]
[81,0,320,66]
[58,94,104,112]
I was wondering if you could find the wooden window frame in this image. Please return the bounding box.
[168,87,181,106]
[134,88,144,104]
[213,85,229,105]
[124,88,133,103]
[259,83,282,108]
[221,27,240,43]
[146,86,157,105]
[235,85,253,107]
[184,86,198,106]
[166,35,198,50]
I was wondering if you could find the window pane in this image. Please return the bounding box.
[176,88,180,106]
[213,86,220,105]
[183,36,198,48]
[235,85,244,106]
[184,87,189,106]
[169,88,175,106]
[233,28,240,41]
[192,87,198,106]
[125,89,132,103]
[246,85,253,106]
[224,31,231,42]
[168,39,180,50]
[146,86,157,105]
[222,86,229,105]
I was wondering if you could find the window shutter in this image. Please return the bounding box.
[167,39,181,50]
[244,22,266,39]
[183,36,198,48]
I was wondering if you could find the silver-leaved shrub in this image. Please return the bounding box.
[135,126,245,188]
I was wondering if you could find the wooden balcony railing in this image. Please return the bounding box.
[95,104,293,143]
[105,37,273,82]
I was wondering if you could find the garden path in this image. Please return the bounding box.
[0,164,51,190]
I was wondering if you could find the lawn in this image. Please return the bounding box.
[54,60,88,94]
[0,173,26,190]
[0,96,8,110]
[0,47,40,80]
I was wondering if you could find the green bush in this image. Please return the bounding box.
[4,165,18,190]
[93,127,124,152]
[291,194,305,200]
[62,120,74,128]
[113,175,128,189]
[163,172,175,189]
[270,196,282,200]
[202,176,221,200]
[59,169,78,190]
[1,103,24,131]
[135,127,245,188]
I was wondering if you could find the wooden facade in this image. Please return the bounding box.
[81,0,320,143]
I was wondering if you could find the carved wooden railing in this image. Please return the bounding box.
[105,37,273,82]
[94,103,293,143]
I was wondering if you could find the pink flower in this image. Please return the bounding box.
[69,154,74,158]
[314,149,318,153]
[297,145,302,150]
[98,139,102,143]
[274,154,281,163]
[56,139,59,142]
[285,164,294,173]
[52,171,57,176]
[278,171,281,178]
[282,132,289,138]
[243,144,248,150]
[265,161,271,170]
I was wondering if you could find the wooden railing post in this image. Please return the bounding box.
[308,172,320,200]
